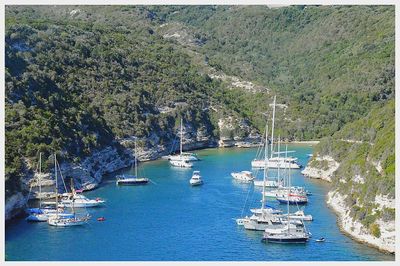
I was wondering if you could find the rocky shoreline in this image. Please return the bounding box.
[327,190,395,254]
[303,155,395,254]
[5,132,259,221]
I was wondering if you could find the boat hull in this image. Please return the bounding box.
[116,179,149,185]
[263,237,309,243]
[190,180,203,186]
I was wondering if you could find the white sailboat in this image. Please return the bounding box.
[239,125,281,231]
[251,96,301,169]
[47,153,91,227]
[26,153,71,222]
[169,118,194,168]
[263,157,310,243]
[116,138,149,185]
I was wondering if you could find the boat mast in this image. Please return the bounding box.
[54,153,58,219]
[261,124,268,213]
[277,136,281,187]
[39,152,42,209]
[286,144,290,232]
[270,96,276,159]
[134,138,138,177]
[180,118,183,156]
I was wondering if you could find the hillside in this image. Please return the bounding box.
[148,5,395,138]
[5,6,257,200]
[5,4,395,246]
[303,99,395,252]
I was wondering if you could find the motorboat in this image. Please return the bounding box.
[231,171,254,182]
[61,193,105,208]
[190,171,203,186]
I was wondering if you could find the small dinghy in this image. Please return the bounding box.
[316,237,325,242]
[97,217,106,222]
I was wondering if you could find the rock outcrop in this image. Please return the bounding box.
[301,155,339,182]
[327,190,395,254]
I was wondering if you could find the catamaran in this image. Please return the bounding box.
[169,118,196,168]
[251,96,302,169]
[47,153,91,227]
[116,138,149,185]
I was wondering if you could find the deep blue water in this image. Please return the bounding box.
[5,145,395,261]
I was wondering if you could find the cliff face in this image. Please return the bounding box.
[5,119,257,221]
[327,190,395,254]
[301,155,339,182]
[303,101,395,254]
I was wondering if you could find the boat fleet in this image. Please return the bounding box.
[25,96,318,243]
[26,153,103,226]
[233,96,313,244]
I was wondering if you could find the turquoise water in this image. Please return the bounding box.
[5,145,394,261]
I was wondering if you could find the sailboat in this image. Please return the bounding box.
[238,125,282,231]
[169,118,194,168]
[251,96,301,169]
[116,138,149,185]
[262,156,310,243]
[47,153,91,227]
[26,153,70,222]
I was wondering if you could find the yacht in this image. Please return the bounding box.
[238,125,283,231]
[47,153,91,227]
[170,159,193,168]
[60,193,105,208]
[276,193,308,205]
[231,171,254,182]
[170,118,198,167]
[263,152,310,243]
[278,210,313,221]
[116,138,149,185]
[190,171,203,186]
[251,96,301,169]
[26,153,74,222]
[169,152,199,162]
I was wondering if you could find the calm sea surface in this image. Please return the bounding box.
[5,145,395,261]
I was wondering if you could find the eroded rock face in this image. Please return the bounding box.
[5,193,27,221]
[327,190,395,254]
[301,155,339,182]
[6,119,259,220]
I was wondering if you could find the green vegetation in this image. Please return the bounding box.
[315,99,394,226]
[5,4,395,222]
[370,223,381,238]
[149,5,394,138]
[5,6,245,198]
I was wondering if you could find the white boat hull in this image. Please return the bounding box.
[48,218,88,227]
[251,160,301,169]
[169,159,193,168]
[61,200,105,208]
[190,180,203,186]
[231,171,254,182]
[253,180,279,188]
